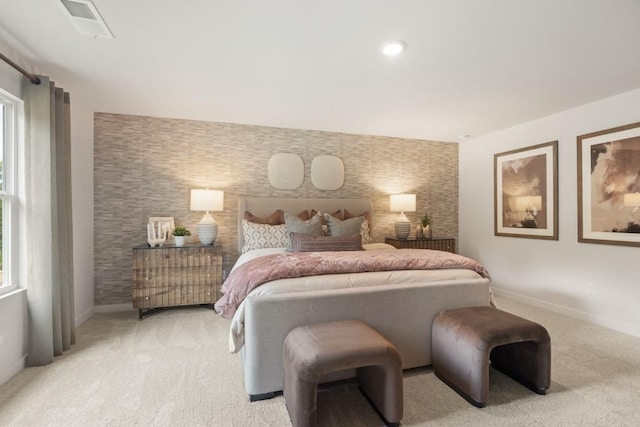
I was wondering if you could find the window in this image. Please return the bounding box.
[0,88,20,295]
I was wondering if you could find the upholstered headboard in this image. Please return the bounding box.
[237,197,373,253]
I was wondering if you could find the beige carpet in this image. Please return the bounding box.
[1,295,640,426]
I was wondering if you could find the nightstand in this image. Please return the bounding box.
[384,237,456,253]
[132,243,223,319]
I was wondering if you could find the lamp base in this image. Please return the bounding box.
[197,213,218,245]
[394,221,411,239]
[394,212,411,239]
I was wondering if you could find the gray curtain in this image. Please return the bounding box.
[23,76,75,366]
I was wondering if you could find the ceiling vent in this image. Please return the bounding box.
[58,0,114,39]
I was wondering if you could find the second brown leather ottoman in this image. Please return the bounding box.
[432,306,550,407]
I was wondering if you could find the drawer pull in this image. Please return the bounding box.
[145,296,149,300]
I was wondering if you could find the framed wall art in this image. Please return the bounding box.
[494,141,558,239]
[578,121,640,246]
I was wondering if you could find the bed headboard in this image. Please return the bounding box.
[237,197,373,253]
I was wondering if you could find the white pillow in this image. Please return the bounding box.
[363,243,396,250]
[241,219,287,253]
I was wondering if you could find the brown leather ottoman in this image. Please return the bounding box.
[432,306,550,407]
[283,320,403,427]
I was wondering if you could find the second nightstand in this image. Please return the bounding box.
[384,237,456,253]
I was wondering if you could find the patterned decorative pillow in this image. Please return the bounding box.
[360,218,373,244]
[284,212,323,251]
[241,219,287,253]
[344,209,373,244]
[290,232,363,252]
[324,215,363,237]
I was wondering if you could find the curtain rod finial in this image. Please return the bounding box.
[31,76,41,85]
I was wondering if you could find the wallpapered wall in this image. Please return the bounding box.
[94,113,459,305]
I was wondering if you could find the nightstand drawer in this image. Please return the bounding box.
[132,265,220,288]
[133,247,222,269]
[133,284,216,308]
[384,237,456,253]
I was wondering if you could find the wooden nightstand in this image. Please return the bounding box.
[384,237,456,253]
[132,244,223,319]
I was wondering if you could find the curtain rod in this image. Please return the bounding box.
[0,52,41,85]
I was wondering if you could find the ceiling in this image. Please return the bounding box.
[1,0,640,142]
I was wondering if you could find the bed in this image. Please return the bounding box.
[217,197,491,401]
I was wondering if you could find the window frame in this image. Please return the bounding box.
[0,88,21,296]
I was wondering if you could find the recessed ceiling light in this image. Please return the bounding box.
[381,41,407,56]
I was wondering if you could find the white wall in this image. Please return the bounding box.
[460,88,640,338]
[67,93,95,326]
[0,289,27,385]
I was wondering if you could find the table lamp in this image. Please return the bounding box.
[390,194,416,239]
[190,189,224,245]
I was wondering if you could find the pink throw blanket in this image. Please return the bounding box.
[215,249,490,319]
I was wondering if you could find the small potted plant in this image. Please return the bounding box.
[172,225,191,247]
[420,213,432,239]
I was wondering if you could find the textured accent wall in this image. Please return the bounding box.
[94,113,459,305]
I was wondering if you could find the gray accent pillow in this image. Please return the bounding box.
[324,214,363,237]
[284,212,323,251]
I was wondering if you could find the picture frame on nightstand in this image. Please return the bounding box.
[148,216,175,242]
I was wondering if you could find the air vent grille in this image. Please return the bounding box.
[58,0,114,39]
[60,0,95,19]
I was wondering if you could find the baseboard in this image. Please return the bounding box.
[0,354,26,387]
[75,306,95,328]
[94,303,133,313]
[492,287,640,339]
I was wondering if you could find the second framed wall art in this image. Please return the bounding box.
[578,121,640,247]
[494,141,558,240]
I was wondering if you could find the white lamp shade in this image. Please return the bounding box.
[190,189,224,212]
[390,194,416,213]
[624,192,640,207]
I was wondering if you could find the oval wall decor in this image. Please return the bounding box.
[311,155,344,190]
[268,153,304,190]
